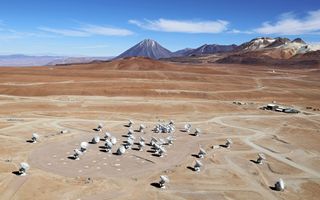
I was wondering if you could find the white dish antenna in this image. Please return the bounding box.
[127,129,134,135]
[125,138,134,149]
[226,138,232,148]
[257,153,266,164]
[139,136,145,142]
[194,160,203,172]
[159,138,166,145]
[105,140,113,152]
[166,136,174,145]
[92,136,100,144]
[150,137,158,146]
[80,142,88,152]
[198,148,207,158]
[184,123,191,132]
[117,145,126,155]
[110,136,117,145]
[31,133,39,143]
[128,134,136,140]
[194,128,201,136]
[19,162,30,176]
[138,140,145,151]
[159,175,169,188]
[139,124,146,132]
[275,178,285,191]
[128,120,134,127]
[104,132,111,139]
[158,146,166,157]
[97,123,103,131]
[73,149,83,160]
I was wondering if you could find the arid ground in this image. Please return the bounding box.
[0,57,319,200]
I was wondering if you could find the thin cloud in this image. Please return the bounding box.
[227,29,253,34]
[129,18,229,33]
[254,9,320,35]
[38,27,90,37]
[39,24,134,37]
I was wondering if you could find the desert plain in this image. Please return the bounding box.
[0,57,319,200]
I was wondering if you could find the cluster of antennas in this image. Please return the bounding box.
[73,142,89,160]
[103,132,117,153]
[154,120,175,134]
[149,136,175,157]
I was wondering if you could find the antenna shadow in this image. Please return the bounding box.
[219,144,228,148]
[12,171,21,176]
[187,166,195,171]
[150,182,161,188]
[26,140,34,143]
[191,154,199,158]
[250,159,259,164]
[67,156,76,160]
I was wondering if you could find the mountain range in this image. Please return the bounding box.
[0,37,319,66]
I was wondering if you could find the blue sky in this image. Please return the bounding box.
[0,0,320,56]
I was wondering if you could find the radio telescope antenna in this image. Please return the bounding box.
[125,137,134,149]
[158,146,166,157]
[110,136,117,145]
[150,137,158,146]
[184,123,191,132]
[194,128,201,136]
[128,120,134,127]
[18,162,30,176]
[117,145,126,155]
[194,160,203,172]
[97,123,103,131]
[225,138,232,148]
[80,142,88,152]
[31,133,39,143]
[139,124,146,133]
[166,136,174,145]
[159,175,169,189]
[104,140,113,152]
[104,132,111,140]
[73,149,83,160]
[198,148,207,158]
[169,120,174,125]
[138,139,145,151]
[91,136,100,144]
[127,129,134,136]
[274,178,285,191]
[256,153,266,164]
